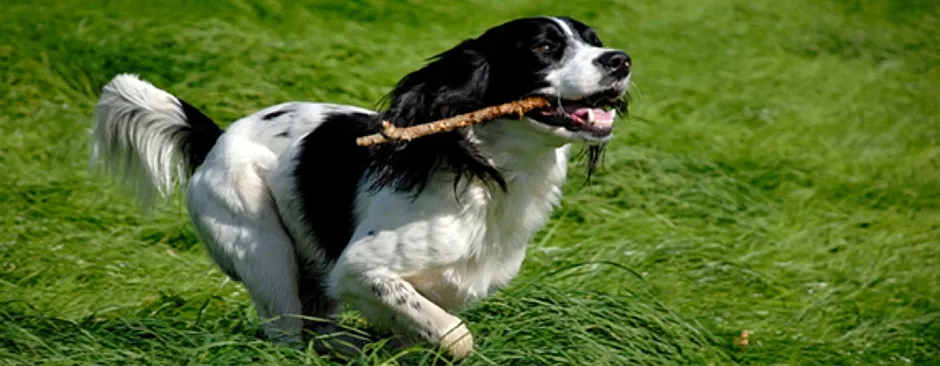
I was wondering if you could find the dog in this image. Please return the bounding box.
[89,16,630,359]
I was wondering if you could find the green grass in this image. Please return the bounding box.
[2,0,938,364]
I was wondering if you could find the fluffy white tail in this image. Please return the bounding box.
[90,74,222,209]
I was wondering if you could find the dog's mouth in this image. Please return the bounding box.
[527,89,627,137]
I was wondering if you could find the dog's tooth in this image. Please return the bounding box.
[586,109,595,123]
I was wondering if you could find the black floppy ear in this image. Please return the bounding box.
[371,39,504,195]
[381,39,490,125]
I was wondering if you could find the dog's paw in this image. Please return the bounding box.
[439,321,474,359]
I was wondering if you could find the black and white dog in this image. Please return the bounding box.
[90,16,630,358]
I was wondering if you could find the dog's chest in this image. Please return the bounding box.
[406,157,567,309]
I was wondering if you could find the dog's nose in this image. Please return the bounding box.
[595,51,631,78]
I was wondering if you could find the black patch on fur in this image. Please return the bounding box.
[371,283,388,297]
[556,16,604,47]
[294,112,381,262]
[395,295,408,306]
[177,99,223,173]
[262,109,290,120]
[420,329,433,339]
[410,300,422,310]
[274,131,290,138]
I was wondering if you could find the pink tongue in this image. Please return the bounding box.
[565,106,615,123]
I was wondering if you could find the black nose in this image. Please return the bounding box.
[595,51,631,78]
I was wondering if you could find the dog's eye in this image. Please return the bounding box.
[532,41,557,53]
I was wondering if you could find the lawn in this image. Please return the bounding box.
[1,0,938,364]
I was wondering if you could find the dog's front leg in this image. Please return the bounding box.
[334,267,474,359]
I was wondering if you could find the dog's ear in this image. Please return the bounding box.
[371,40,504,195]
[381,39,490,125]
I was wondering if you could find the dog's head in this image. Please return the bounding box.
[376,16,630,192]
[472,16,631,143]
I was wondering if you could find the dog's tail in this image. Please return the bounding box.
[90,74,223,209]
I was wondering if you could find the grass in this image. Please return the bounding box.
[1,0,938,364]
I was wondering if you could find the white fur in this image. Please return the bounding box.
[91,74,197,208]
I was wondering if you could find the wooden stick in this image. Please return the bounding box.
[356,97,551,146]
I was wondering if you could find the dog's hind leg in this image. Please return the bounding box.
[186,138,305,345]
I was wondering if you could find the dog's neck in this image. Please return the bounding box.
[470,118,571,182]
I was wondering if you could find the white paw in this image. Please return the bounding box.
[440,321,474,359]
